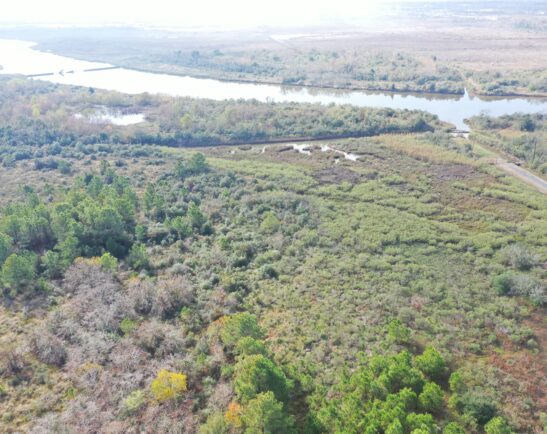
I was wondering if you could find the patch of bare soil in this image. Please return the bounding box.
[430,163,477,182]
[313,166,369,185]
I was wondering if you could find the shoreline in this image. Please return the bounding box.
[31,43,547,100]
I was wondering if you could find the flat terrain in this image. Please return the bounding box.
[1,129,545,432]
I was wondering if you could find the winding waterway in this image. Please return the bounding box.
[1,39,546,130]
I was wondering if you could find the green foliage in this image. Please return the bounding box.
[0,169,138,289]
[484,416,514,434]
[187,153,209,174]
[442,422,466,434]
[0,232,12,265]
[317,351,444,433]
[199,412,230,434]
[260,211,280,234]
[127,243,150,271]
[233,354,291,403]
[501,243,538,271]
[176,153,209,178]
[414,347,447,381]
[492,273,514,295]
[166,216,192,240]
[448,372,466,395]
[99,252,118,273]
[468,113,545,169]
[456,391,498,426]
[1,252,37,292]
[492,272,545,305]
[241,392,295,434]
[122,390,145,416]
[386,418,405,434]
[418,382,443,413]
[235,337,269,357]
[220,313,264,348]
[119,318,138,336]
[187,202,207,232]
[406,412,435,432]
[387,319,411,345]
[41,250,66,279]
[520,115,536,132]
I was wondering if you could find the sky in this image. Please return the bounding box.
[0,0,469,27]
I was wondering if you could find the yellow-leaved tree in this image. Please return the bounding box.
[150,369,187,402]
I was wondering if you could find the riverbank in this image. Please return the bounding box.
[1,38,546,132]
[67,60,547,100]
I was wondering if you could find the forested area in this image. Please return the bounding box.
[0,76,440,155]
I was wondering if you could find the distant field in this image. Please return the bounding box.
[1,1,545,97]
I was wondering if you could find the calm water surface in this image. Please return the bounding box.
[1,39,546,130]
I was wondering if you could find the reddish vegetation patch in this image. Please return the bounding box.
[489,351,546,406]
[489,311,547,430]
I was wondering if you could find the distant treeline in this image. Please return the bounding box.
[0,76,441,149]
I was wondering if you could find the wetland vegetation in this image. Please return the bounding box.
[0,1,545,432]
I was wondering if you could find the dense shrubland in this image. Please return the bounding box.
[0,139,544,432]
[0,82,545,432]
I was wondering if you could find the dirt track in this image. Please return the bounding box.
[496,161,547,194]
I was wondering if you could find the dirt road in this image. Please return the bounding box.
[496,161,547,194]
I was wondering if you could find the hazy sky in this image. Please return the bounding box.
[1,0,467,27]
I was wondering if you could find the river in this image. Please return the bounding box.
[1,39,546,130]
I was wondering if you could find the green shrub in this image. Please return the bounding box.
[99,252,118,273]
[501,243,538,271]
[119,318,138,335]
[0,232,12,265]
[484,416,514,434]
[234,355,290,403]
[492,273,514,295]
[241,391,295,434]
[387,319,411,345]
[405,412,435,432]
[419,382,444,413]
[199,412,230,434]
[220,313,264,348]
[235,337,268,357]
[122,390,145,415]
[386,419,404,434]
[442,422,466,434]
[127,243,150,270]
[1,252,37,293]
[458,391,497,425]
[260,212,280,234]
[414,347,447,381]
[41,250,66,279]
